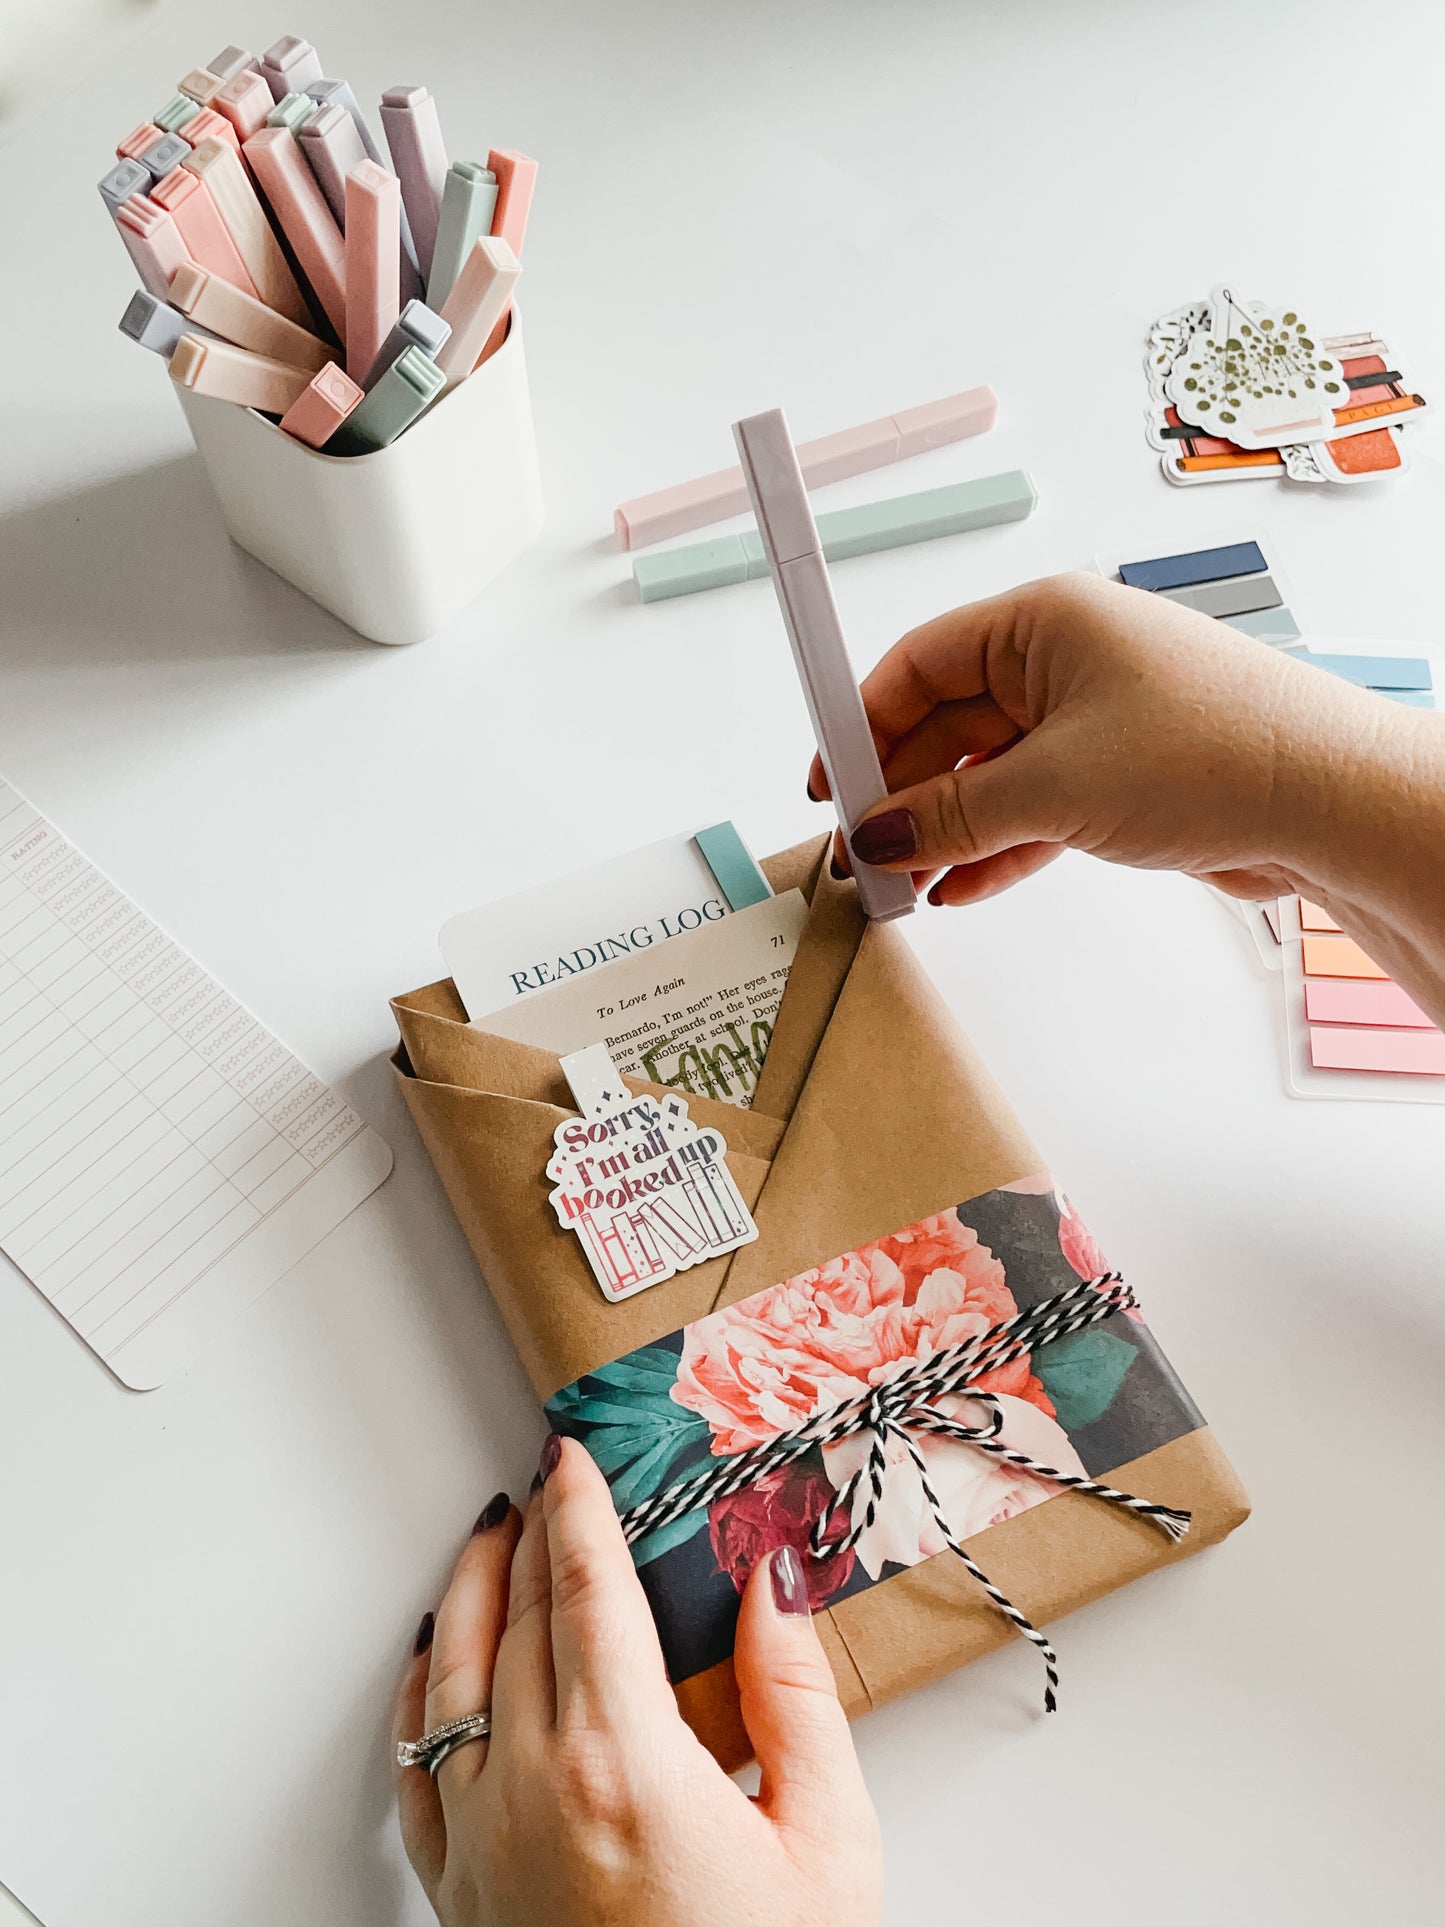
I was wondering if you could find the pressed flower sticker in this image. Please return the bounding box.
[1164,284,1342,448]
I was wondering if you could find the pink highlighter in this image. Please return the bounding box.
[150,167,259,299]
[243,126,348,340]
[113,195,194,302]
[344,162,401,387]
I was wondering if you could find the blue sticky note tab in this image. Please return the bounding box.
[1119,541,1268,593]
[1294,651,1432,691]
[693,822,771,910]
[1383,688,1435,708]
[1224,607,1300,644]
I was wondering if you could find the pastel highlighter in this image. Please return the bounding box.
[113,195,193,301]
[168,262,330,371]
[434,235,520,387]
[182,139,311,328]
[344,161,401,386]
[169,333,311,413]
[149,167,258,298]
[214,69,273,143]
[243,125,348,339]
[175,105,242,160]
[478,147,535,359]
[279,362,364,448]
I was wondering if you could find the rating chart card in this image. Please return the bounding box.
[0,778,392,1388]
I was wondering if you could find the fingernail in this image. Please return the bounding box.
[413,1611,435,1657]
[539,1432,563,1485]
[829,856,847,880]
[927,883,944,908]
[806,775,822,802]
[770,1544,810,1617]
[473,1490,510,1534]
[850,809,918,866]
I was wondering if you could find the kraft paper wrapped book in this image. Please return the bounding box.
[392,836,1249,1767]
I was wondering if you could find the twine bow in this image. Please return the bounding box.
[617,1273,1191,1711]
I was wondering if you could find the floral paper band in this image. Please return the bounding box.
[546,1175,1204,1688]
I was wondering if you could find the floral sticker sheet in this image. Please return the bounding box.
[545,1174,1205,1685]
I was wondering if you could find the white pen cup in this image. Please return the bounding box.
[173,313,543,645]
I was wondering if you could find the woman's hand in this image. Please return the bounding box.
[394,1436,883,1927]
[814,572,1445,1026]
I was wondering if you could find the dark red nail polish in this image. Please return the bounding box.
[539,1432,562,1484]
[927,884,944,907]
[850,809,918,866]
[413,1611,435,1657]
[829,856,847,880]
[771,1544,810,1617]
[473,1491,510,1534]
[806,776,822,802]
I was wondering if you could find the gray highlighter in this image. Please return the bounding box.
[118,291,193,356]
[363,299,451,392]
[733,408,915,923]
[140,131,192,181]
[99,157,151,210]
[306,77,423,296]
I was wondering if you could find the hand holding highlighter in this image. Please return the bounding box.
[733,408,914,922]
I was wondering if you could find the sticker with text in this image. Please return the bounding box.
[548,1044,758,1301]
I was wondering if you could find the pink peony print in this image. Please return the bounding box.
[672,1208,1085,1576]
[1056,1191,1143,1322]
[672,1210,1055,1457]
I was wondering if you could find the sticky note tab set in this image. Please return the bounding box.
[1206,648,1445,1099]
[1145,284,1426,489]
[104,31,535,454]
[1097,531,1304,647]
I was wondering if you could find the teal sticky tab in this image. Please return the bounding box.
[326,347,443,455]
[633,536,749,602]
[154,94,200,133]
[693,822,771,910]
[1383,688,1435,708]
[815,470,1037,562]
[1294,651,1432,691]
[1224,607,1301,644]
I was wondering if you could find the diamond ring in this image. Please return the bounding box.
[396,1711,492,1776]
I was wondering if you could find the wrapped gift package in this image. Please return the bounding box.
[392,836,1249,1767]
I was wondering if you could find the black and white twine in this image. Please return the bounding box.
[616,1273,1191,1711]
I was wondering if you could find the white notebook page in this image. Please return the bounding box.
[0,776,392,1389]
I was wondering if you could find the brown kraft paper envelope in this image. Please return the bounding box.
[392,836,1250,1768]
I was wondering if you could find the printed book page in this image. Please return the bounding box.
[0,776,392,1389]
[478,890,808,1108]
[439,825,770,1019]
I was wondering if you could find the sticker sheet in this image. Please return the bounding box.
[1145,283,1425,489]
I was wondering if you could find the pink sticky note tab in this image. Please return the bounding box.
[1304,980,1433,1029]
[1309,1025,1445,1076]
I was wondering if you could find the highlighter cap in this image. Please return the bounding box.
[100,157,151,208]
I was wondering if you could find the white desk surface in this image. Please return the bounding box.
[3,2,1445,1923]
